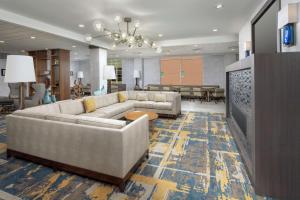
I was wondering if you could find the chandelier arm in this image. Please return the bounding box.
[117,23,121,33]
[93,34,112,38]
[132,27,137,36]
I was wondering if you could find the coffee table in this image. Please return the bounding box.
[125,111,158,130]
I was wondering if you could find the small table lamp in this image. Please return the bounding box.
[77,71,84,84]
[103,65,116,94]
[134,70,141,90]
[5,55,36,109]
[244,41,252,57]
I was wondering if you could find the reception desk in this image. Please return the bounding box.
[226,53,300,199]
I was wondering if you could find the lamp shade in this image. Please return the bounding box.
[133,70,140,78]
[77,71,84,79]
[244,41,252,51]
[5,55,36,83]
[103,65,116,80]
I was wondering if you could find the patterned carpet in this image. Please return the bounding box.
[0,112,269,200]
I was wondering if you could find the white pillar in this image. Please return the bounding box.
[89,48,107,94]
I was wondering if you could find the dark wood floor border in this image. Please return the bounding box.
[7,149,149,192]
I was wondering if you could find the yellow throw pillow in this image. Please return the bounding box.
[83,97,96,113]
[118,92,127,103]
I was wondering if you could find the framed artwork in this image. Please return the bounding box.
[1,69,5,76]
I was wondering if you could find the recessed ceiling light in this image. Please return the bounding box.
[158,33,163,38]
[0,40,5,43]
[212,28,218,32]
[193,44,199,47]
[30,36,36,39]
[20,50,26,53]
[72,45,77,48]
[78,24,85,28]
[216,4,223,9]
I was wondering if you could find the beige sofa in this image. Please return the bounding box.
[6,91,181,191]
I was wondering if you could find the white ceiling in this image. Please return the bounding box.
[0,21,90,60]
[0,0,262,40]
[0,0,262,59]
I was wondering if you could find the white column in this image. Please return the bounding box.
[89,48,107,94]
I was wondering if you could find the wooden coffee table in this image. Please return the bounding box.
[125,111,158,130]
[125,111,158,121]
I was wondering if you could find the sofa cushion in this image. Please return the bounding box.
[78,116,126,129]
[128,91,137,100]
[94,93,118,108]
[24,103,61,113]
[136,93,148,101]
[98,101,135,118]
[83,97,96,113]
[118,92,128,103]
[152,102,172,110]
[154,94,167,102]
[59,100,85,115]
[46,113,78,123]
[13,110,47,119]
[134,101,154,109]
[79,112,108,118]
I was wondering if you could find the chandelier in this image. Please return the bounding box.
[85,16,160,50]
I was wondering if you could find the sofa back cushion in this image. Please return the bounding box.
[13,110,47,119]
[59,100,85,115]
[46,113,79,123]
[24,103,61,113]
[136,93,148,101]
[94,93,118,109]
[154,93,167,102]
[78,116,126,129]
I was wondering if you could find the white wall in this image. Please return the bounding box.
[143,57,160,87]
[70,60,91,86]
[203,54,237,89]
[239,0,268,59]
[122,58,135,90]
[281,0,300,52]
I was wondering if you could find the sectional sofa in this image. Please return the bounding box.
[6,91,181,191]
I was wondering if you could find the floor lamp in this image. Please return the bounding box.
[5,55,36,110]
[134,70,141,90]
[103,65,116,94]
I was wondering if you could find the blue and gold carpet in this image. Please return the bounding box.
[0,112,269,199]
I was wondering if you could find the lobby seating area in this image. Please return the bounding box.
[146,84,225,103]
[0,0,299,199]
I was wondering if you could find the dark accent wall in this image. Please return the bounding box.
[226,53,300,199]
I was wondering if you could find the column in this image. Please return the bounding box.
[89,48,107,94]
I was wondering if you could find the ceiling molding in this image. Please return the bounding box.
[157,35,238,47]
[0,8,111,49]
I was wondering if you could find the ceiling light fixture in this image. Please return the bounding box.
[216,4,223,9]
[212,28,219,32]
[72,45,77,48]
[0,40,5,43]
[30,36,36,39]
[78,24,85,28]
[85,34,92,42]
[86,16,161,51]
[158,33,163,38]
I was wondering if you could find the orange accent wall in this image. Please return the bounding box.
[160,56,203,85]
[160,59,181,85]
